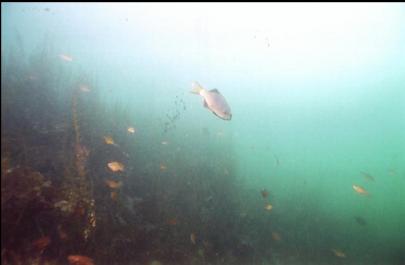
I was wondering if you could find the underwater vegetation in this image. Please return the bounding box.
[1,36,252,265]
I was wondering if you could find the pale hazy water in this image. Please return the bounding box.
[2,3,405,264]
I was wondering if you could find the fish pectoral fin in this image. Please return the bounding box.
[209,89,221,94]
[203,99,209,108]
[212,111,227,120]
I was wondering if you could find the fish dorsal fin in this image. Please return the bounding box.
[209,88,220,94]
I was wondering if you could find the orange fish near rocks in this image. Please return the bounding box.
[57,225,68,241]
[107,161,124,172]
[110,191,118,201]
[32,236,51,252]
[67,255,94,265]
[352,184,369,196]
[103,136,115,145]
[105,179,122,189]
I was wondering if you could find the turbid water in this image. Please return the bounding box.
[1,3,404,265]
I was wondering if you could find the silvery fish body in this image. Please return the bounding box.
[191,81,232,120]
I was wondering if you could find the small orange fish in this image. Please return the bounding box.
[331,248,346,258]
[190,233,196,244]
[103,136,115,145]
[160,164,167,171]
[110,191,118,201]
[271,232,281,241]
[57,225,68,240]
[67,255,94,265]
[108,161,124,172]
[127,127,136,134]
[265,203,273,211]
[167,218,178,225]
[59,54,73,62]
[105,179,122,189]
[74,205,86,217]
[32,236,51,252]
[260,189,269,198]
[352,184,369,195]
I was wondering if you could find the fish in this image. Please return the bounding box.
[161,141,169,145]
[67,255,94,265]
[105,179,122,189]
[190,233,196,244]
[107,161,125,172]
[331,248,346,258]
[352,184,369,196]
[59,54,73,62]
[264,203,273,211]
[167,218,178,225]
[271,232,281,241]
[103,136,116,145]
[260,189,269,198]
[57,225,68,240]
[190,81,232,120]
[388,168,396,176]
[127,127,136,134]
[79,84,90,92]
[361,171,375,181]
[32,236,51,252]
[160,163,167,171]
[110,191,118,201]
[354,216,367,226]
[274,154,280,166]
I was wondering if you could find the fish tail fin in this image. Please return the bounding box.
[190,81,204,94]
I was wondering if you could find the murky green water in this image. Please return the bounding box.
[2,3,404,265]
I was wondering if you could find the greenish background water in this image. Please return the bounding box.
[2,3,404,265]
